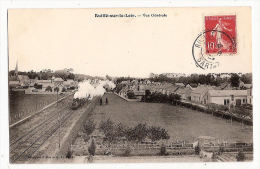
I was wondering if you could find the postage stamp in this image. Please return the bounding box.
[205,15,236,54]
[192,15,236,70]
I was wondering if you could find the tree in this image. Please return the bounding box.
[88,139,96,156]
[34,83,42,89]
[127,90,135,99]
[83,119,96,135]
[230,73,240,87]
[54,87,59,92]
[106,75,112,81]
[45,86,52,92]
[115,122,126,138]
[240,73,252,84]
[132,123,148,142]
[99,119,117,143]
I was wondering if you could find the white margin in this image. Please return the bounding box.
[0,1,259,169]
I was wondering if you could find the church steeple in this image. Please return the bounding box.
[14,60,18,76]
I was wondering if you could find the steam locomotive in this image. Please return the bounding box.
[71,98,88,110]
[71,94,94,110]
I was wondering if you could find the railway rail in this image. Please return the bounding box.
[9,97,75,163]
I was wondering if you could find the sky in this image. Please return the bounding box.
[8,7,252,78]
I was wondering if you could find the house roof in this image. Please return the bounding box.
[208,90,247,97]
[175,83,185,87]
[165,85,179,92]
[175,87,192,95]
[191,85,213,95]
[243,84,252,89]
[37,80,52,83]
[54,77,64,82]
[17,75,29,81]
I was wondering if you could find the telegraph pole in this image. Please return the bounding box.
[55,81,63,149]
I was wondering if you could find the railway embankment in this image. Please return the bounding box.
[54,96,100,158]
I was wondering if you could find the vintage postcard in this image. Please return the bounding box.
[3,6,256,166]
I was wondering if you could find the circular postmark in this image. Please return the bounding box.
[192,30,236,70]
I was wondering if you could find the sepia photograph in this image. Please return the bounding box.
[0,3,259,168]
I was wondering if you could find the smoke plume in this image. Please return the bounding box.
[74,79,116,99]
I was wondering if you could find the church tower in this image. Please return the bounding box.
[14,60,18,76]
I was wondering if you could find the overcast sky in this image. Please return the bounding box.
[8,8,252,77]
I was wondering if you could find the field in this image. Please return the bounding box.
[9,91,64,124]
[92,93,253,143]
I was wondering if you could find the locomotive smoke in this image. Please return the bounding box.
[73,79,116,99]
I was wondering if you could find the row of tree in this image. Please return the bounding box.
[99,119,170,144]
[142,90,181,104]
[9,68,76,80]
[149,73,252,87]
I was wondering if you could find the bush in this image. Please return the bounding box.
[45,86,52,92]
[127,90,136,99]
[218,146,224,155]
[123,146,131,156]
[160,145,168,156]
[99,119,117,143]
[62,87,66,92]
[195,145,201,155]
[34,83,42,89]
[66,149,73,159]
[88,139,96,156]
[54,87,59,92]
[83,119,96,135]
[147,126,170,142]
[236,151,245,161]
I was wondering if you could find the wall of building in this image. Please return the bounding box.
[209,96,248,105]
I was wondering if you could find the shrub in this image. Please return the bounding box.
[66,149,73,159]
[45,86,52,92]
[62,87,66,92]
[123,145,131,156]
[218,146,224,155]
[147,126,170,142]
[34,83,42,89]
[88,139,96,156]
[236,151,245,161]
[83,119,96,135]
[127,90,136,99]
[195,145,201,155]
[54,87,59,92]
[160,145,168,156]
[99,119,117,143]
[132,123,148,142]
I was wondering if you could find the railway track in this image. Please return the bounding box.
[9,97,76,163]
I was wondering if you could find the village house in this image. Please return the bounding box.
[191,85,214,104]
[247,88,253,105]
[63,79,77,89]
[165,85,179,96]
[175,86,193,101]
[17,75,30,86]
[9,81,20,88]
[206,90,248,106]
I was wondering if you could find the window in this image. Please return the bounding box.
[231,95,234,101]
[224,99,230,105]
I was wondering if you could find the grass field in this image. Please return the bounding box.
[9,91,64,124]
[92,93,253,143]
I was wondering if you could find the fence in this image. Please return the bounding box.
[71,139,253,157]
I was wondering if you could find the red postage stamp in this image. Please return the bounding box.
[205,15,236,54]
